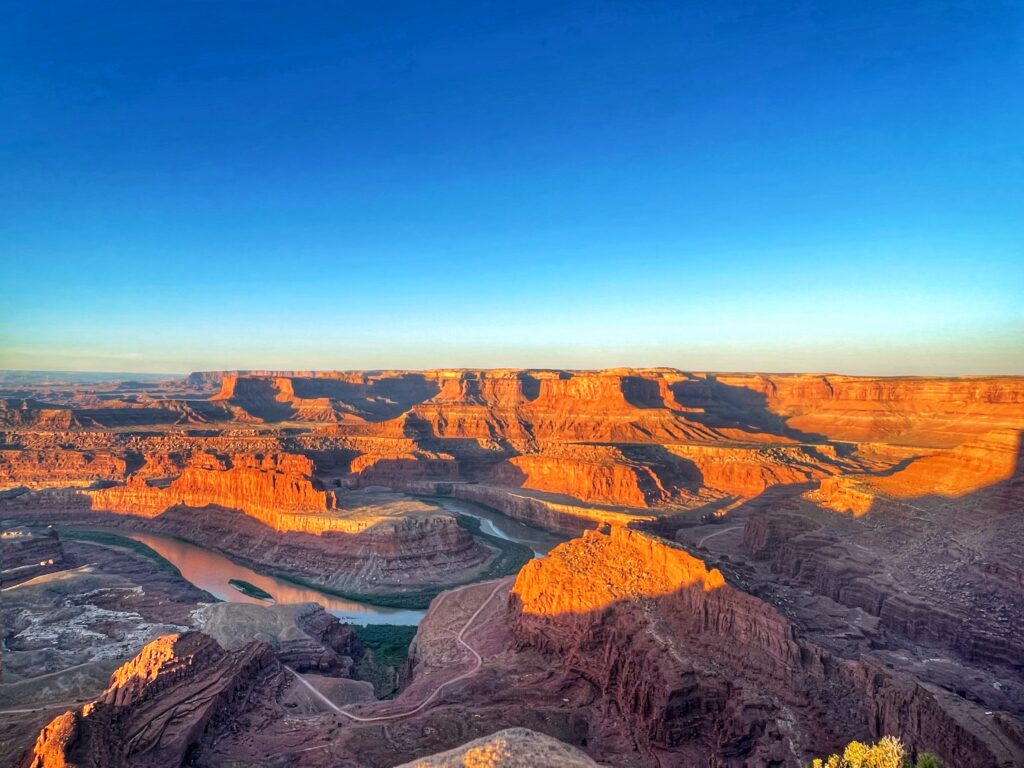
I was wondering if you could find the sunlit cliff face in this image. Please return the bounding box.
[511,526,724,617]
[808,429,1022,515]
[7,370,1024,532]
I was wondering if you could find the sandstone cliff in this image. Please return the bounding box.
[510,527,1023,767]
[18,633,285,768]
[89,452,345,533]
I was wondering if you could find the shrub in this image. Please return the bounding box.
[809,737,942,768]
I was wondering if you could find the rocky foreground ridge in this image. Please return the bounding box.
[510,527,1024,767]
[16,599,369,768]
[12,525,1024,768]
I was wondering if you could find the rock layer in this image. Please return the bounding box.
[17,633,284,768]
[510,527,1024,767]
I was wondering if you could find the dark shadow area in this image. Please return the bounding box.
[736,432,1024,712]
[519,372,542,401]
[224,377,298,422]
[669,375,828,443]
[290,373,440,421]
[504,528,1013,768]
[506,521,1024,767]
[478,444,699,509]
[620,375,664,408]
[619,443,704,495]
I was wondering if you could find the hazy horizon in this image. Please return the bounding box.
[3,352,1024,381]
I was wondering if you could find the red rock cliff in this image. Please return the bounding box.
[89,452,344,533]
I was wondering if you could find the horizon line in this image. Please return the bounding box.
[3,367,1024,380]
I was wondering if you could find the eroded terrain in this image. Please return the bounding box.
[3,369,1023,767]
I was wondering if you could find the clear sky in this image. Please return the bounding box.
[2,1,1022,375]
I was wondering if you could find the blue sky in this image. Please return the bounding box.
[2,1,1022,374]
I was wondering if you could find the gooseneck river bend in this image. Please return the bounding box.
[88,496,564,626]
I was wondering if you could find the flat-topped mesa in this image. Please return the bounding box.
[185,369,1024,448]
[510,527,796,676]
[406,370,719,443]
[88,451,350,534]
[665,443,860,498]
[0,399,84,429]
[509,527,814,762]
[710,374,1024,445]
[512,524,725,616]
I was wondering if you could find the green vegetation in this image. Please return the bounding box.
[268,572,442,609]
[809,737,942,768]
[228,578,273,600]
[352,624,418,698]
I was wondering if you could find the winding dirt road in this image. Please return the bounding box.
[697,525,742,547]
[287,577,511,723]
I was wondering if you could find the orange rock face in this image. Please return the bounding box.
[711,374,1024,446]
[5,367,1024,533]
[508,527,1023,767]
[512,526,726,616]
[20,711,78,768]
[5,369,1024,768]
[89,452,344,533]
[809,429,1022,515]
[0,449,126,489]
[490,445,690,507]
[17,633,286,768]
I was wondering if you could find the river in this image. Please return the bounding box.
[424,496,565,557]
[112,530,426,626]
[82,501,565,627]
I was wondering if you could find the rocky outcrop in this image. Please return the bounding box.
[810,430,1022,515]
[17,633,285,768]
[8,369,1024,521]
[742,503,1024,675]
[430,482,652,534]
[851,658,1024,768]
[0,400,85,430]
[490,444,693,507]
[197,602,363,675]
[666,443,858,498]
[707,374,1024,446]
[510,527,1023,767]
[510,527,811,764]
[394,728,600,768]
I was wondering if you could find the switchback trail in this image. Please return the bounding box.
[697,525,743,547]
[287,577,511,723]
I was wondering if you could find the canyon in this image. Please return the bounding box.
[2,368,1023,767]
